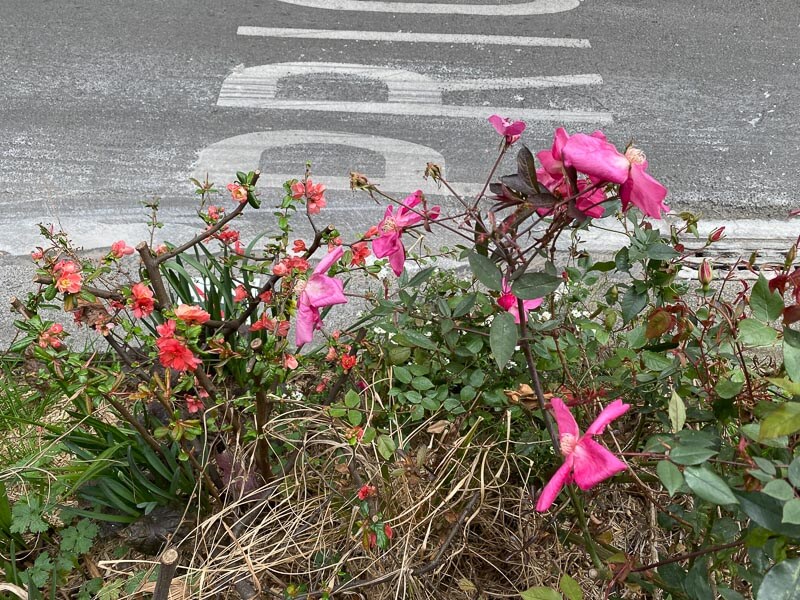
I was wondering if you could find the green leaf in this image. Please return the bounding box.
[757,557,800,600]
[412,376,434,391]
[783,499,800,525]
[621,286,648,324]
[452,293,477,318]
[669,445,718,466]
[784,327,800,382]
[344,390,361,409]
[683,465,738,505]
[760,402,800,440]
[490,312,518,370]
[393,366,412,384]
[468,252,503,291]
[734,490,800,537]
[10,497,49,534]
[763,479,795,502]
[668,390,686,432]
[715,375,745,400]
[376,435,396,460]
[405,266,436,288]
[738,318,778,347]
[767,376,800,397]
[396,330,438,352]
[347,410,362,426]
[789,457,800,488]
[642,350,673,372]
[646,243,680,261]
[657,460,685,496]
[511,272,562,300]
[751,274,784,322]
[559,574,583,600]
[520,587,561,600]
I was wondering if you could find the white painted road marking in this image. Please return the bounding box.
[192,130,450,194]
[217,62,611,123]
[219,63,603,106]
[443,74,604,92]
[271,0,579,16]
[237,27,591,48]
[216,98,612,123]
[220,63,443,105]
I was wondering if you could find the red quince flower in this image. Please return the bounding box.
[174,304,211,325]
[185,394,204,414]
[130,282,155,318]
[536,397,630,512]
[357,484,377,500]
[341,354,357,371]
[233,284,247,303]
[157,337,201,372]
[110,240,135,258]
[350,242,371,266]
[227,182,248,203]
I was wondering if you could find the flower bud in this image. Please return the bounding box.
[707,227,725,243]
[698,259,713,287]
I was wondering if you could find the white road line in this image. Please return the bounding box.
[218,64,604,108]
[271,0,579,16]
[237,27,591,48]
[216,98,612,123]
[219,63,443,105]
[191,130,448,194]
[443,74,604,91]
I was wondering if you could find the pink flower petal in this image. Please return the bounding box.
[571,437,627,490]
[372,231,402,259]
[562,133,630,184]
[619,163,669,219]
[388,246,406,276]
[488,114,509,136]
[314,246,344,275]
[552,397,580,439]
[295,304,320,346]
[304,275,346,307]
[535,457,574,512]
[585,398,631,436]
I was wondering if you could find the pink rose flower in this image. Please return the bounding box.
[372,191,440,276]
[536,397,630,512]
[295,246,347,346]
[488,114,526,145]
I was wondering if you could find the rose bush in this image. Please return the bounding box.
[2,117,800,599]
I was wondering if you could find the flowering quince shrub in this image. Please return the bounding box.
[7,124,800,599]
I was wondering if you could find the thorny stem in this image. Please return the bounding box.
[473,145,508,210]
[518,298,605,573]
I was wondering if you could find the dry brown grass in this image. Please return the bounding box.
[86,395,676,600]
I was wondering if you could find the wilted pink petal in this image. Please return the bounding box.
[571,438,628,490]
[562,133,630,184]
[585,398,631,435]
[488,115,526,144]
[552,397,580,439]
[295,246,347,346]
[535,459,573,512]
[371,191,438,276]
[536,397,629,512]
[619,162,669,219]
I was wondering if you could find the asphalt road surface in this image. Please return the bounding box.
[1,0,799,341]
